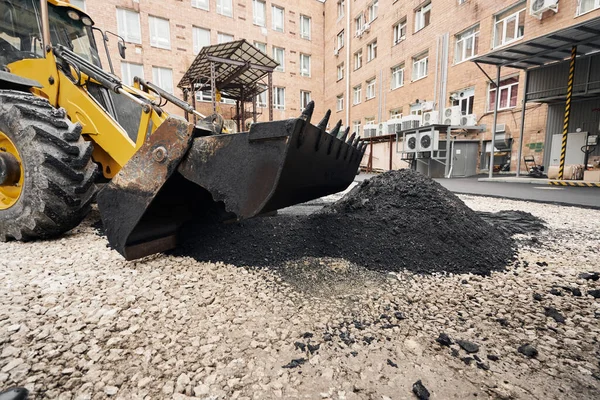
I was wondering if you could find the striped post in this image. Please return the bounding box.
[558,46,577,180]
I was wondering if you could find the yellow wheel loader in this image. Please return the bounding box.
[0,0,364,260]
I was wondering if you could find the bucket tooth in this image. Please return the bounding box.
[317,109,331,131]
[340,127,350,142]
[347,132,356,145]
[353,136,361,147]
[329,120,342,137]
[300,101,315,125]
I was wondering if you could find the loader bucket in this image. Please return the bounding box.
[97,102,365,260]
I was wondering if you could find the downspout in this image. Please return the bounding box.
[345,0,351,128]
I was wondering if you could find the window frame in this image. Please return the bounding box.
[391,64,404,90]
[353,84,362,105]
[273,46,285,72]
[273,86,286,110]
[337,30,345,50]
[366,78,376,100]
[393,19,407,46]
[300,15,311,40]
[121,61,144,86]
[116,8,141,44]
[577,0,600,15]
[300,53,311,77]
[353,120,361,136]
[272,5,285,32]
[338,0,345,20]
[367,0,379,23]
[300,90,311,110]
[488,76,519,111]
[414,2,432,33]
[412,52,428,81]
[253,0,266,27]
[493,3,526,48]
[336,94,344,111]
[148,15,171,50]
[367,40,377,62]
[192,26,211,55]
[151,66,174,94]
[354,50,363,70]
[217,32,234,44]
[337,63,344,81]
[455,25,479,64]
[254,41,267,54]
[192,0,209,11]
[216,0,233,17]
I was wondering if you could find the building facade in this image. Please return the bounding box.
[74,0,600,173]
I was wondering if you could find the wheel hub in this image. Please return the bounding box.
[0,130,23,210]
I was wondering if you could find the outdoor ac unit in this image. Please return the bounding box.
[418,130,440,152]
[530,0,558,19]
[377,123,386,136]
[387,119,402,134]
[421,101,434,111]
[334,48,339,57]
[356,29,363,38]
[363,123,377,138]
[443,106,461,126]
[403,133,418,153]
[460,114,477,126]
[495,123,506,133]
[363,23,371,32]
[401,115,421,131]
[422,111,439,126]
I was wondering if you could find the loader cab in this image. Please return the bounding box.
[0,0,101,69]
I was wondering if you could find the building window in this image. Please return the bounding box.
[353,85,362,105]
[121,62,144,86]
[391,64,404,89]
[272,6,285,32]
[338,0,345,19]
[253,0,266,26]
[254,41,267,54]
[353,120,361,136]
[410,103,423,116]
[196,91,213,102]
[354,50,363,70]
[451,87,475,115]
[216,0,233,17]
[337,30,345,50]
[414,2,431,32]
[192,0,209,11]
[300,15,311,40]
[193,27,210,55]
[367,40,377,62]
[300,54,311,77]
[412,52,428,81]
[390,108,403,118]
[152,67,173,94]
[257,91,267,107]
[393,19,407,45]
[488,76,519,111]
[337,63,344,81]
[70,0,86,10]
[355,13,365,35]
[366,78,376,100]
[493,3,525,48]
[578,0,600,15]
[367,0,379,22]
[300,91,311,110]
[273,46,285,71]
[455,25,479,63]
[116,9,141,44]
[217,32,234,43]
[149,16,170,49]
[337,94,344,111]
[273,87,285,110]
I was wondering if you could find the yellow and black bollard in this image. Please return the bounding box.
[558,46,577,180]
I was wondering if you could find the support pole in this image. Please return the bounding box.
[516,70,529,178]
[389,135,393,171]
[368,139,373,173]
[558,46,577,181]
[268,72,273,122]
[489,66,501,179]
[183,89,189,122]
[191,81,197,124]
[241,87,246,129]
[235,101,241,132]
[252,94,257,123]
[210,62,217,114]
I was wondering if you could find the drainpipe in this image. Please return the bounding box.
[489,66,501,179]
[516,70,529,177]
[345,0,351,129]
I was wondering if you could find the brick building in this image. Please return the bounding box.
[73,0,600,173]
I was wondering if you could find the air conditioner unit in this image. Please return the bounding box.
[363,123,377,138]
[334,48,339,57]
[377,122,386,136]
[460,114,477,126]
[495,123,506,133]
[530,0,558,19]
[403,133,418,153]
[421,101,434,111]
[387,118,402,134]
[443,106,461,126]
[401,115,421,131]
[356,29,363,38]
[363,23,371,32]
[422,111,439,126]
[418,130,441,152]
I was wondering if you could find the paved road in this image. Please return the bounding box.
[356,173,600,209]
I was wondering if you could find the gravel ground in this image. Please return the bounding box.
[1,192,600,399]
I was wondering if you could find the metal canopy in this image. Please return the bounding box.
[177,39,278,101]
[472,16,600,70]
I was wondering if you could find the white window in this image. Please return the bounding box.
[353,85,362,105]
[337,63,344,81]
[273,47,285,71]
[410,103,423,116]
[393,19,407,45]
[216,0,232,17]
[368,1,378,22]
[367,40,377,62]
[152,67,174,94]
[390,108,402,118]
[273,87,285,110]
[196,91,212,102]
[257,91,267,107]
[193,27,210,55]
[412,52,428,81]
[391,64,404,89]
[116,9,141,44]
[70,0,86,11]
[353,120,361,136]
[254,41,267,54]
[121,62,144,86]
[300,15,311,40]
[338,0,345,19]
[451,87,475,115]
[337,30,345,50]
[253,0,266,26]
[488,76,519,111]
[300,91,311,110]
[414,2,431,32]
[217,33,234,43]
[455,25,479,63]
[493,3,525,48]
[337,94,344,111]
[149,16,170,49]
[355,13,365,35]
[192,0,209,10]
[578,0,600,15]
[354,50,363,70]
[300,54,311,77]
[272,6,285,32]
[366,78,376,100]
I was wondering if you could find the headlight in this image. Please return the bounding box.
[81,16,93,26]
[67,10,80,20]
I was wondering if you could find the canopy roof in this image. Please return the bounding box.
[177,39,278,101]
[472,16,600,70]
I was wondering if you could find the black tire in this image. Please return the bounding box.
[0,90,97,241]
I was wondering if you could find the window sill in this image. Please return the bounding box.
[151,45,171,51]
[192,6,209,11]
[575,7,600,17]
[453,56,477,66]
[336,109,343,113]
[336,78,344,82]
[352,103,361,106]
[301,36,311,41]
[390,85,404,91]
[414,25,429,34]
[482,106,516,115]
[393,38,406,47]
[366,97,375,101]
[217,13,233,18]
[367,58,376,63]
[492,36,524,50]
[273,28,284,33]
[411,76,427,83]
[254,23,266,27]
[300,75,311,78]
